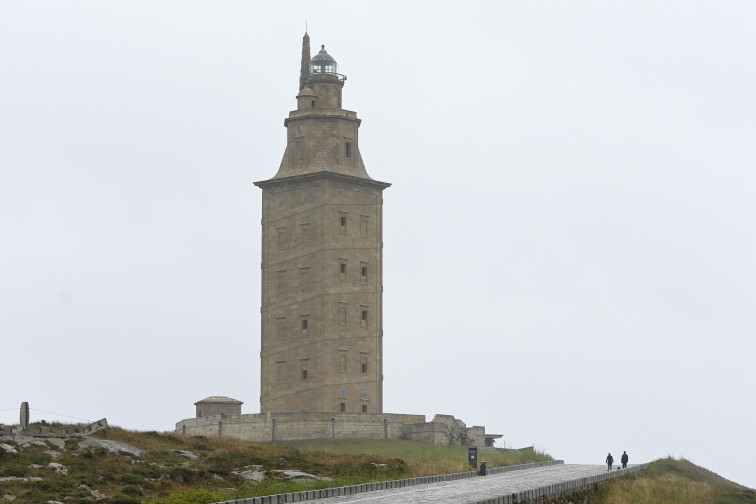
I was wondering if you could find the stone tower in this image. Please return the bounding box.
[254,34,390,414]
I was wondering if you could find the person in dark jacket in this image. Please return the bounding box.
[606,453,614,472]
[621,451,629,468]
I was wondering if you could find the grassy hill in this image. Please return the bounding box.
[2,426,753,504]
[594,457,756,504]
[0,425,549,503]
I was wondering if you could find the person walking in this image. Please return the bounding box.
[606,452,614,472]
[621,451,629,469]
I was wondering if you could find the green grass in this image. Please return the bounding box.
[9,427,524,503]
[6,426,751,504]
[594,457,756,504]
[279,438,552,476]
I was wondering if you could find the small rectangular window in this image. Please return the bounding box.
[311,100,316,108]
[300,268,310,291]
[295,137,304,159]
[361,389,368,399]
[345,142,352,158]
[339,303,347,325]
[361,310,368,327]
[339,260,347,281]
[339,386,347,397]
[361,361,368,374]
[340,402,346,412]
[301,317,309,337]
[302,319,308,330]
[360,216,368,238]
[361,404,367,413]
[302,369,308,380]
[360,263,368,284]
[339,214,347,234]
[339,354,347,372]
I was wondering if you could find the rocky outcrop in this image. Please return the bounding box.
[77,439,144,458]
[167,449,199,460]
[0,436,47,448]
[0,443,17,454]
[231,466,266,483]
[231,465,331,484]
[48,463,68,475]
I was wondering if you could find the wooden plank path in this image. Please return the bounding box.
[217,462,648,504]
[310,464,641,503]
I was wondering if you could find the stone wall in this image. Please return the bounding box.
[0,419,108,438]
[175,412,486,446]
[176,412,426,442]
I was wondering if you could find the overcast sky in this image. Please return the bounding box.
[2,0,755,491]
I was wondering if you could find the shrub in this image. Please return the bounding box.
[158,488,220,504]
[1,465,25,477]
[120,473,143,485]
[136,465,162,479]
[170,467,197,484]
[110,494,141,504]
[145,431,183,444]
[0,445,14,461]
[122,485,143,496]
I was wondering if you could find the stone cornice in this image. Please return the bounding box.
[254,171,391,190]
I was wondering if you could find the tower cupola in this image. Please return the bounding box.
[309,45,339,76]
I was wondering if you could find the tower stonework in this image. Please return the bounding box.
[176,35,489,447]
[254,34,390,414]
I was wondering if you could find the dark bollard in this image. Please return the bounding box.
[479,461,487,476]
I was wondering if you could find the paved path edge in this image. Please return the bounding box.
[473,463,651,504]
[213,460,566,504]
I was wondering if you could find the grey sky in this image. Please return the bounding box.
[2,0,755,490]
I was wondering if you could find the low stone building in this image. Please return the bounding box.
[194,396,243,418]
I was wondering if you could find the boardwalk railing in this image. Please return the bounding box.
[475,463,651,504]
[212,460,565,504]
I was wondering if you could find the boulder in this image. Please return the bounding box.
[45,450,62,460]
[1,436,46,448]
[77,439,144,458]
[44,438,65,450]
[167,449,199,460]
[230,466,330,483]
[0,444,17,454]
[77,484,106,501]
[231,466,266,483]
[278,469,330,481]
[48,463,67,475]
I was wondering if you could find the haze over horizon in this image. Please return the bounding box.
[2,1,754,490]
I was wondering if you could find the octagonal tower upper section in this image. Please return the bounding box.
[267,33,379,182]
